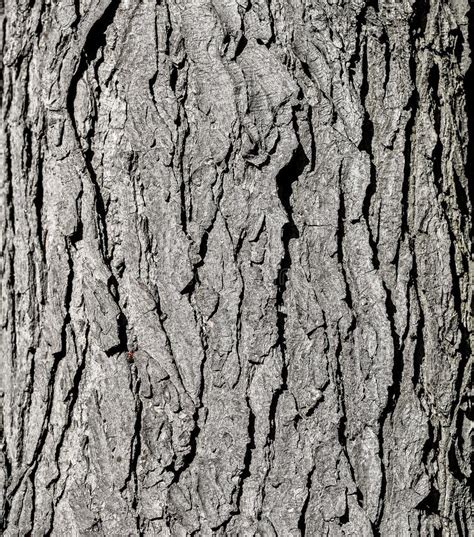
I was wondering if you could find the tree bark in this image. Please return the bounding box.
[1,0,472,535]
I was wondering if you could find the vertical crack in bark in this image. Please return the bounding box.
[410,247,426,392]
[257,127,309,513]
[381,28,390,96]
[34,145,46,261]
[121,364,142,531]
[268,137,308,444]
[358,29,380,270]
[170,60,190,235]
[66,0,121,259]
[235,396,255,513]
[398,1,425,251]
[105,272,129,356]
[4,132,15,232]
[348,0,378,83]
[336,164,353,309]
[67,2,134,358]
[297,464,315,535]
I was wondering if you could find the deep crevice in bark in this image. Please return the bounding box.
[337,165,353,309]
[348,0,378,82]
[66,0,121,258]
[359,36,379,270]
[297,464,315,536]
[34,148,46,261]
[269,140,308,446]
[236,397,255,511]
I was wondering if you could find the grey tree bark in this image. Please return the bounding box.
[0,0,472,535]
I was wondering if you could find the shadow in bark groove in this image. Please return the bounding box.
[66,0,121,258]
[264,141,308,466]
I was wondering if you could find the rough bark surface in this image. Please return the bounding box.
[0,0,472,535]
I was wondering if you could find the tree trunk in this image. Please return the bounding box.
[1,0,471,535]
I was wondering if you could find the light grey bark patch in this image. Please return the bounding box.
[1,0,472,535]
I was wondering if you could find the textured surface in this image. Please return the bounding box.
[0,0,472,535]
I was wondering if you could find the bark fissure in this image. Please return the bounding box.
[66,0,121,259]
[359,35,379,269]
[270,139,308,446]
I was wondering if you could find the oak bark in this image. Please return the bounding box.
[1,0,472,535]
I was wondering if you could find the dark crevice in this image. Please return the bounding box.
[24,126,32,171]
[181,178,224,296]
[454,509,468,537]
[169,65,178,93]
[358,36,379,270]
[428,64,443,195]
[236,398,255,510]
[447,402,470,481]
[406,243,426,392]
[398,97,416,245]
[452,170,469,233]
[66,0,121,259]
[297,465,315,535]
[336,166,353,309]
[105,274,129,356]
[412,0,430,38]
[395,4,422,268]
[308,105,316,171]
[415,485,440,514]
[234,35,248,59]
[168,404,201,486]
[348,0,378,82]
[149,69,159,112]
[128,369,143,525]
[465,2,474,222]
[179,180,188,233]
[34,149,46,260]
[179,229,209,296]
[66,1,130,361]
[411,280,425,391]
[268,139,308,446]
[380,28,391,94]
[1,135,15,533]
[5,133,15,232]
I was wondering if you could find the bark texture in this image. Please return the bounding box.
[0,0,472,535]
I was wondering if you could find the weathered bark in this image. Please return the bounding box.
[0,0,472,535]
